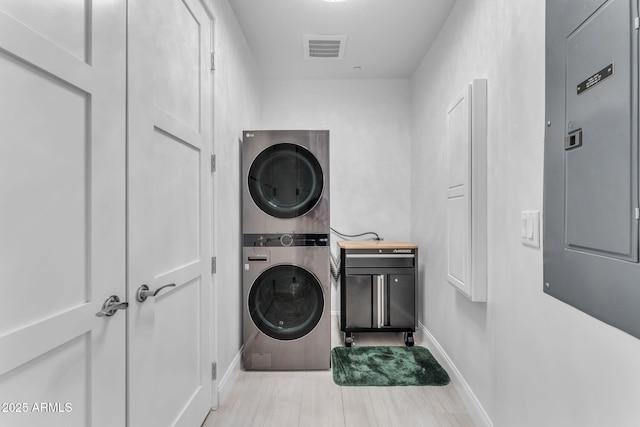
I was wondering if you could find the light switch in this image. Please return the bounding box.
[521,210,540,248]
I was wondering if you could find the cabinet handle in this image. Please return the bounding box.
[346,254,414,259]
[377,275,385,328]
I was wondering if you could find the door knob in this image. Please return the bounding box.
[136,283,176,302]
[96,295,129,317]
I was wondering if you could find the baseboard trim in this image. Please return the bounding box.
[217,345,243,408]
[417,321,493,427]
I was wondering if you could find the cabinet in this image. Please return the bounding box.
[446,79,487,302]
[338,241,418,346]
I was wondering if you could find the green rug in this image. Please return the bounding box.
[331,346,450,387]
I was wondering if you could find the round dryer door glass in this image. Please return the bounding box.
[248,264,324,340]
[248,143,324,218]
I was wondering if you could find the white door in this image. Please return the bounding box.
[0,1,127,427]
[128,0,213,426]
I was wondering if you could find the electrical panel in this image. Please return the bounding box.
[544,0,640,337]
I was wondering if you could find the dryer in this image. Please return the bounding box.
[242,234,330,370]
[242,130,329,235]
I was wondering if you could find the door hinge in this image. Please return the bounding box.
[211,154,216,172]
[635,17,639,30]
[635,208,640,220]
[212,256,217,274]
[210,52,216,71]
[212,362,217,380]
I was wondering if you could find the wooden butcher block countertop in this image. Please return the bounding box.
[337,240,418,249]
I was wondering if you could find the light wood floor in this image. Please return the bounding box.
[202,316,475,427]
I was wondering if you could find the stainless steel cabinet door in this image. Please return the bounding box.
[345,275,372,328]
[388,274,415,328]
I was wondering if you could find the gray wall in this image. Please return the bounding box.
[411,0,640,425]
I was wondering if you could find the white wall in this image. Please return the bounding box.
[206,0,262,402]
[411,0,640,426]
[262,78,412,310]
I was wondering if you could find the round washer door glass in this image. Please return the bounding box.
[248,143,324,218]
[248,264,324,340]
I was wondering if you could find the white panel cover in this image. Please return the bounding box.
[446,79,487,302]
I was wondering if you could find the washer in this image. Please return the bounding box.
[242,234,330,370]
[242,130,329,235]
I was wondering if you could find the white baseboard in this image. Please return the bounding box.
[417,321,493,427]
[216,345,243,408]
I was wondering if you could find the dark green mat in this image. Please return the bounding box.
[331,346,450,387]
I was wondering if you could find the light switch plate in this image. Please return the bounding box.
[521,210,540,248]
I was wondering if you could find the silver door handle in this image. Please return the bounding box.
[96,295,129,317]
[136,283,176,302]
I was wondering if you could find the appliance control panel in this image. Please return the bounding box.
[243,233,328,247]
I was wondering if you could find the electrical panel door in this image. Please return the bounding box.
[565,0,636,261]
[545,0,640,338]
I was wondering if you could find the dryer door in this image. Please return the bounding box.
[248,143,324,219]
[248,264,324,340]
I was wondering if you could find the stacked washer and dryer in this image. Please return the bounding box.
[242,130,330,370]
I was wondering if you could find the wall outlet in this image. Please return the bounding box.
[521,210,540,248]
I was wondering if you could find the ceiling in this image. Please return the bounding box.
[228,0,457,79]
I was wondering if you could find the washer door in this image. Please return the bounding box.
[248,264,324,340]
[248,143,324,219]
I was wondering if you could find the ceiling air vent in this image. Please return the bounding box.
[303,35,347,60]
